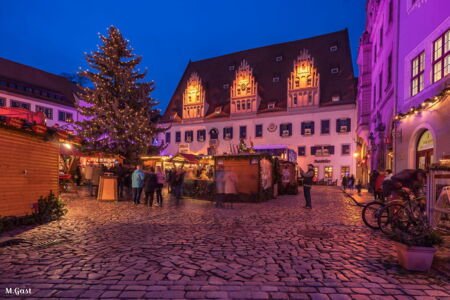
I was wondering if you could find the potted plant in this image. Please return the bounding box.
[391,225,443,272]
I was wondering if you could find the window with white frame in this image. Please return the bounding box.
[432,29,450,83]
[36,105,53,120]
[10,100,31,110]
[411,51,424,96]
[58,111,73,122]
[0,97,5,107]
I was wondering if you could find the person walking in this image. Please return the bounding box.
[224,170,238,207]
[356,179,362,195]
[115,164,127,200]
[374,171,385,201]
[91,164,103,198]
[155,167,165,206]
[342,175,348,191]
[131,165,145,204]
[144,167,157,206]
[75,164,82,186]
[300,164,315,209]
[174,168,185,205]
[348,174,355,191]
[85,162,94,196]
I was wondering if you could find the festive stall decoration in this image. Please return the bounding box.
[394,88,449,121]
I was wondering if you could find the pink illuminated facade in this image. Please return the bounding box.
[357,0,449,179]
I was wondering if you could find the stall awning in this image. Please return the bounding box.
[59,146,83,156]
[171,153,200,164]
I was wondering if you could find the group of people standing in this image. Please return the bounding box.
[342,173,363,194]
[128,165,186,206]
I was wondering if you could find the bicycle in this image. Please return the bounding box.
[362,200,386,229]
[377,189,426,236]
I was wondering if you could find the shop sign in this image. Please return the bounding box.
[314,159,331,163]
[178,144,189,153]
[417,130,433,151]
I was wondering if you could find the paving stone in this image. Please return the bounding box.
[0,187,448,299]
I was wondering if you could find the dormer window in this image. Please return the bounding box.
[215,106,222,114]
[331,67,340,74]
[275,56,283,62]
[272,77,280,83]
[223,83,229,89]
[228,65,235,71]
[330,45,338,52]
[267,102,275,109]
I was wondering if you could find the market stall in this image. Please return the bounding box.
[278,160,298,195]
[427,159,450,229]
[214,153,275,202]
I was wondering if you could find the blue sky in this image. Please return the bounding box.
[0,0,366,110]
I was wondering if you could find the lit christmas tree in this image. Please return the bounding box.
[76,26,164,163]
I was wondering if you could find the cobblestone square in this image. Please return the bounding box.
[1,187,449,299]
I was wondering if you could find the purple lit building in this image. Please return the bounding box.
[357,0,449,180]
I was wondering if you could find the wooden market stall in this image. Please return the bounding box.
[0,126,59,217]
[214,153,275,202]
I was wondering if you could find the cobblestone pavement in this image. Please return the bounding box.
[0,187,449,299]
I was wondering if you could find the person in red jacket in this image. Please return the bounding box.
[374,172,385,201]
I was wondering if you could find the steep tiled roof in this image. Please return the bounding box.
[164,29,356,121]
[0,57,79,107]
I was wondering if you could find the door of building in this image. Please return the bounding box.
[416,130,434,170]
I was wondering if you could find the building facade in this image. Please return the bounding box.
[357,0,449,176]
[356,0,400,183]
[161,30,358,182]
[395,0,449,171]
[0,58,82,129]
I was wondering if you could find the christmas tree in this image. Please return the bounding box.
[76,26,165,163]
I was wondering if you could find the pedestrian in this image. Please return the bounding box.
[85,162,94,196]
[91,164,103,197]
[215,165,225,207]
[174,168,185,205]
[374,171,385,201]
[384,169,393,181]
[300,164,315,209]
[131,165,145,204]
[155,166,165,206]
[114,163,126,199]
[144,167,157,206]
[348,174,355,191]
[356,179,362,195]
[75,164,82,186]
[369,170,379,194]
[342,175,348,191]
[224,170,238,206]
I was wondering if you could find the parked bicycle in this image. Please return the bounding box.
[377,189,426,236]
[362,200,386,230]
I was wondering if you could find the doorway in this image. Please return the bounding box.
[416,130,434,170]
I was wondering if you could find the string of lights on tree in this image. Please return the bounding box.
[75,26,166,162]
[394,87,450,121]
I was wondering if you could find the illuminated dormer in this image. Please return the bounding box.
[287,50,320,109]
[182,72,207,119]
[230,60,259,114]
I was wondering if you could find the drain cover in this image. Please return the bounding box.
[298,229,334,239]
[34,238,67,249]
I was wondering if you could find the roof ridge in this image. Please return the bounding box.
[0,57,71,82]
[191,29,348,64]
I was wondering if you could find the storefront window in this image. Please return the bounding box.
[324,166,333,179]
[341,166,350,178]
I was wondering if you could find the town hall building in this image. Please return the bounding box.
[160,30,358,183]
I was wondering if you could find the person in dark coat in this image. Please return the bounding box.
[348,174,355,191]
[75,164,82,186]
[115,164,127,199]
[342,175,348,191]
[369,170,379,194]
[144,167,158,206]
[300,164,315,209]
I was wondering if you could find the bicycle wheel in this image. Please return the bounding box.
[377,203,411,235]
[362,201,385,229]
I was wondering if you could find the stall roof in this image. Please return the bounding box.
[172,153,200,164]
